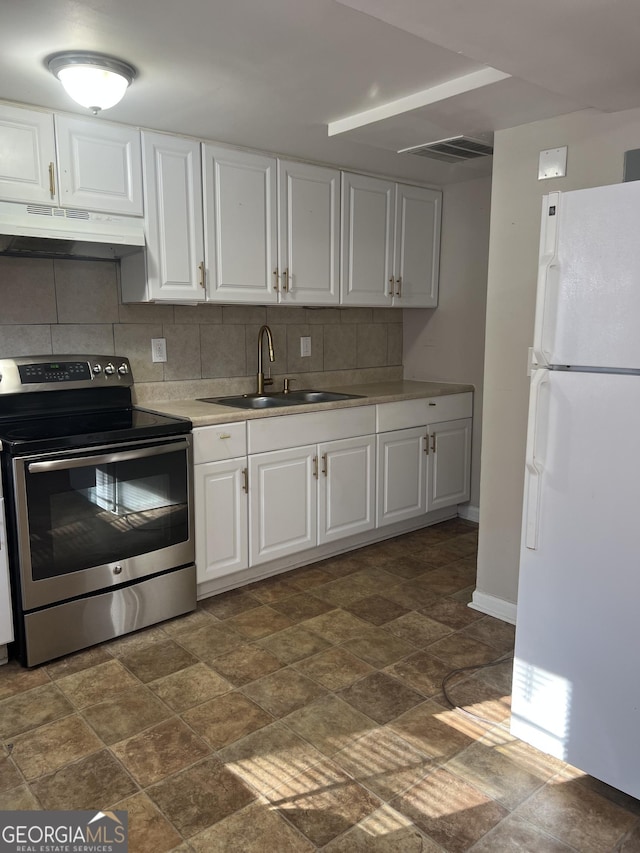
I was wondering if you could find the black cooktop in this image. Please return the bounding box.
[0,407,191,455]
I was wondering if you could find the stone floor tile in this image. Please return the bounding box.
[0,784,42,810]
[147,755,256,838]
[148,662,232,712]
[292,646,374,691]
[30,749,137,810]
[226,605,294,639]
[468,813,578,852]
[207,644,283,687]
[9,714,102,780]
[170,622,244,662]
[82,685,172,745]
[0,752,22,794]
[0,683,73,739]
[182,692,273,749]
[218,721,325,796]
[341,624,417,668]
[514,776,637,852]
[418,596,484,629]
[114,791,183,853]
[0,660,50,700]
[391,767,508,853]
[256,624,331,664]
[343,594,411,625]
[285,564,334,590]
[332,728,434,801]
[457,616,516,655]
[119,638,198,683]
[322,804,443,852]
[388,699,488,762]
[241,667,327,718]
[107,626,169,656]
[424,633,500,670]
[55,659,139,709]
[303,609,370,644]
[199,588,261,619]
[338,671,425,725]
[386,650,464,699]
[385,611,453,647]
[283,694,376,756]
[161,606,218,637]
[268,756,382,847]
[245,577,301,604]
[44,645,113,680]
[269,592,334,622]
[189,800,315,852]
[111,717,210,787]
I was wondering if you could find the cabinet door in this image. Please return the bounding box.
[278,160,340,305]
[427,418,472,511]
[141,132,206,302]
[393,184,441,308]
[249,446,317,565]
[340,172,395,306]
[195,458,248,583]
[0,104,56,204]
[55,115,143,215]
[318,435,375,545]
[376,427,427,527]
[204,145,278,303]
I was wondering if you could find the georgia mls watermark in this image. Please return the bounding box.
[0,810,128,853]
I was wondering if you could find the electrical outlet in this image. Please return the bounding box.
[300,336,311,358]
[151,338,167,363]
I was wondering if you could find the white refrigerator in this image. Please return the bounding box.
[511,179,640,799]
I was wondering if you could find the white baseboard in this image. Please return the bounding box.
[469,590,517,625]
[457,503,479,524]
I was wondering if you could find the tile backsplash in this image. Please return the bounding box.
[0,257,403,400]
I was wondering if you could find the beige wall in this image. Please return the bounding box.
[476,106,640,611]
[404,175,492,513]
[0,256,403,399]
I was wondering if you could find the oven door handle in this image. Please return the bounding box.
[27,439,190,473]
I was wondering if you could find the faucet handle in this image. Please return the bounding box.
[283,377,294,394]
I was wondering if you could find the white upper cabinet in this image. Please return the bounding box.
[0,104,56,204]
[204,145,278,303]
[122,132,206,303]
[394,183,441,308]
[341,172,395,307]
[0,104,143,215]
[277,160,340,305]
[341,172,442,308]
[55,115,143,215]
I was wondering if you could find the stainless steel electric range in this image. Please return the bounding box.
[0,355,196,667]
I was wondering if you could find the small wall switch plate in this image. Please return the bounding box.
[151,338,167,363]
[538,146,567,180]
[300,336,311,358]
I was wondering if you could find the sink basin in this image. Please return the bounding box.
[198,394,303,410]
[199,389,364,410]
[279,390,364,403]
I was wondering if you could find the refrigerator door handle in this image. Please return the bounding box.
[532,192,560,367]
[524,368,549,550]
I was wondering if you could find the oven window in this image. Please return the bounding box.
[25,447,189,580]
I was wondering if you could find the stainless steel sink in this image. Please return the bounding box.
[198,394,303,410]
[198,389,364,410]
[279,390,364,403]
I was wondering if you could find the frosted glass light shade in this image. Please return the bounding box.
[47,52,136,115]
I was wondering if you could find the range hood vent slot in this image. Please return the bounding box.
[399,136,493,163]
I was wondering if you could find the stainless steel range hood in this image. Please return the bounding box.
[0,201,145,260]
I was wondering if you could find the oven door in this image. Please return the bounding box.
[11,435,193,611]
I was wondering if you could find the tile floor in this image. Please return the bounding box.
[1,519,639,852]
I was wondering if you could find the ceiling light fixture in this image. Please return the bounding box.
[47,51,136,115]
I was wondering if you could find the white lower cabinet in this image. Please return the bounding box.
[195,457,248,583]
[249,445,317,566]
[377,417,472,527]
[249,434,376,565]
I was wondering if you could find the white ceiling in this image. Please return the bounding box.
[0,0,637,185]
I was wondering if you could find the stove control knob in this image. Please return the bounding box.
[117,363,129,375]
[104,363,116,375]
[113,565,123,575]
[92,364,102,374]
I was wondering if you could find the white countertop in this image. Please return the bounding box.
[141,380,474,427]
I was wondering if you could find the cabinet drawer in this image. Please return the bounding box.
[193,422,247,464]
[376,393,472,432]
[248,405,376,454]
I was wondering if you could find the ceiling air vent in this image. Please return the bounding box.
[399,136,493,164]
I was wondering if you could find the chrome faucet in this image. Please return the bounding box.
[256,325,275,395]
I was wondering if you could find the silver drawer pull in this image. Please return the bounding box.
[218,433,231,440]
